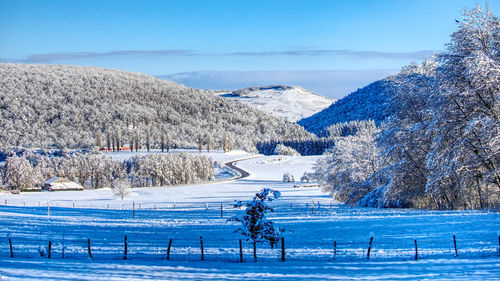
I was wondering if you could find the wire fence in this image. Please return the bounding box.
[1,200,499,263]
[2,232,499,262]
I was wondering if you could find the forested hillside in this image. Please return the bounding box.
[0,64,311,149]
[298,79,396,136]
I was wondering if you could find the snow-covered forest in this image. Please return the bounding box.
[0,64,311,150]
[314,6,500,210]
[1,151,214,191]
[297,79,395,136]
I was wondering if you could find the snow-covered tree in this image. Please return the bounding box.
[206,134,211,152]
[113,179,131,200]
[313,120,381,205]
[4,156,38,191]
[300,172,311,183]
[222,132,234,153]
[362,60,438,208]
[197,133,203,153]
[229,188,284,261]
[425,5,500,209]
[282,172,295,183]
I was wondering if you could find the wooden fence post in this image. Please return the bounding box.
[87,239,93,260]
[167,239,173,260]
[47,201,50,216]
[220,203,223,218]
[124,235,128,260]
[312,200,315,215]
[48,240,52,259]
[333,240,337,260]
[239,240,243,262]
[206,203,208,211]
[253,242,257,262]
[453,235,458,257]
[200,236,204,261]
[367,237,374,260]
[133,202,135,218]
[281,237,285,262]
[414,239,418,260]
[9,238,13,258]
[62,232,65,259]
[72,201,75,208]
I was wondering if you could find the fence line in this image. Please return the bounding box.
[2,234,499,263]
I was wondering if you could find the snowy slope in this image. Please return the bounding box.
[298,79,397,136]
[215,85,334,122]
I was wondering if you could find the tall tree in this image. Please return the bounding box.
[426,5,500,209]
[95,131,102,149]
[134,131,140,152]
[206,134,211,153]
[161,133,165,153]
[197,133,203,153]
[146,129,151,153]
[106,133,111,151]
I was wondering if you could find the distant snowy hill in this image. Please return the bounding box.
[298,79,397,136]
[214,85,334,122]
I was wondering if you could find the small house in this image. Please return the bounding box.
[42,177,84,191]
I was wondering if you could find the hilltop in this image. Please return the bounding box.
[215,85,333,122]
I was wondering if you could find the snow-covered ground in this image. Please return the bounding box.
[216,85,334,122]
[0,153,499,280]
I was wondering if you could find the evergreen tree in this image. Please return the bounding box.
[229,188,284,261]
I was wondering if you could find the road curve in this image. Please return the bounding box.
[223,156,262,180]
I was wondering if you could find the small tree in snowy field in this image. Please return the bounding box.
[229,188,284,261]
[113,180,131,200]
[282,172,294,183]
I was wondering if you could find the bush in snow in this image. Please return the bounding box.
[229,188,284,261]
[300,172,311,183]
[273,144,300,156]
[282,172,295,183]
[113,180,131,200]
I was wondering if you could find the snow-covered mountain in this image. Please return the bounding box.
[215,85,334,122]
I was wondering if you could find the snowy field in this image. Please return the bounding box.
[0,152,499,280]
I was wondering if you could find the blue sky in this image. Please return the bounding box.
[1,0,498,98]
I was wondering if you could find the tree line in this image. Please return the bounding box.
[1,151,214,191]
